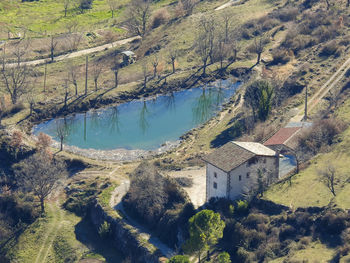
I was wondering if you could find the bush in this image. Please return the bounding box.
[320,40,343,57]
[275,7,298,22]
[123,162,192,247]
[271,48,293,64]
[151,8,170,29]
[243,213,269,229]
[98,221,112,239]
[79,0,93,10]
[168,255,190,263]
[298,118,346,155]
[236,200,249,214]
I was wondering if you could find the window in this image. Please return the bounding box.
[214,172,217,178]
[246,172,250,178]
[213,182,217,189]
[239,175,242,181]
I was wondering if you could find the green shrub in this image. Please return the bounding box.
[168,255,190,263]
[98,221,112,239]
[217,252,231,263]
[53,235,78,263]
[236,200,249,213]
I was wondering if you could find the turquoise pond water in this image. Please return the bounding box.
[33,79,240,151]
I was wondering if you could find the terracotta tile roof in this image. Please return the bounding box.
[203,141,276,173]
[264,127,301,146]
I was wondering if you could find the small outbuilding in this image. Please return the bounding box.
[203,141,279,201]
[121,51,136,67]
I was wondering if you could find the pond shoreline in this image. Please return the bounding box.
[45,139,181,162]
[24,67,250,132]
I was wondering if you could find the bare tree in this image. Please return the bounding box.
[0,64,30,105]
[107,0,119,18]
[92,61,102,91]
[151,55,159,78]
[67,61,79,96]
[13,40,30,66]
[68,33,82,51]
[56,120,69,151]
[248,36,268,65]
[0,96,6,127]
[126,0,151,37]
[15,152,67,213]
[196,16,216,76]
[168,48,178,74]
[111,59,120,88]
[319,164,338,197]
[222,10,232,44]
[63,0,71,17]
[49,36,58,62]
[142,62,149,89]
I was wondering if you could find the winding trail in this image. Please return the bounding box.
[109,174,175,258]
[34,188,64,263]
[7,36,141,68]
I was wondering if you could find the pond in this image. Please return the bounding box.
[33,79,240,151]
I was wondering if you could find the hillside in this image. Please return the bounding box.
[1,0,350,262]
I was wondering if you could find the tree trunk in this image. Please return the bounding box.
[202,60,207,76]
[172,60,175,73]
[43,63,47,92]
[112,10,114,18]
[60,139,63,151]
[40,197,45,214]
[114,70,119,88]
[74,82,78,96]
[257,52,261,64]
[65,8,67,17]
[94,79,98,91]
[85,56,88,95]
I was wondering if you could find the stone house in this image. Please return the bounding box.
[203,141,279,201]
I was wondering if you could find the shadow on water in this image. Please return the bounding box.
[74,217,125,263]
[107,106,121,134]
[192,87,213,124]
[165,91,176,112]
[139,99,149,134]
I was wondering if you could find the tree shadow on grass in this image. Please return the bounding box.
[210,120,244,148]
[75,217,125,263]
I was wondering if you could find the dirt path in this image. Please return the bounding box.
[290,55,350,123]
[109,177,174,258]
[34,187,64,263]
[215,0,242,11]
[7,36,141,68]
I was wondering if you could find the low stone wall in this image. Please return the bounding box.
[89,200,163,263]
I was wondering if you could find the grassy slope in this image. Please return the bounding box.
[265,97,350,209]
[0,0,126,38]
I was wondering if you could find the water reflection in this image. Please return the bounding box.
[107,107,121,134]
[165,91,176,112]
[34,79,240,151]
[139,99,149,134]
[192,87,214,124]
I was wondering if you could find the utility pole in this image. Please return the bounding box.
[43,62,47,92]
[303,86,308,121]
[85,56,88,95]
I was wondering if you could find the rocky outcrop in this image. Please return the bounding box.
[89,200,164,263]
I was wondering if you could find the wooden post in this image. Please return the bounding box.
[303,86,308,121]
[85,56,88,95]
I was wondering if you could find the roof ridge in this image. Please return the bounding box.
[231,141,256,155]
